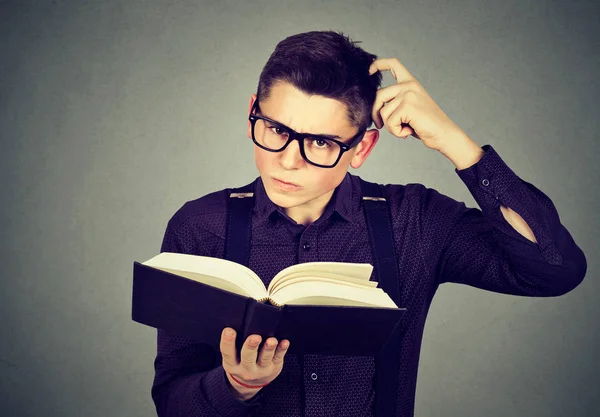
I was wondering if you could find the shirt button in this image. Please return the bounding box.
[481,179,490,186]
[303,243,311,251]
[311,372,318,380]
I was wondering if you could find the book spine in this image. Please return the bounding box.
[267,297,282,307]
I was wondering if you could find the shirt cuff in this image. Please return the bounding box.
[454,144,562,265]
[202,366,264,416]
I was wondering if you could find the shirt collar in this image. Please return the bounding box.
[254,172,355,225]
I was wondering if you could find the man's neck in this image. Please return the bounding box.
[284,189,335,226]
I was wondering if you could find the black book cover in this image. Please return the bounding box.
[132,261,406,356]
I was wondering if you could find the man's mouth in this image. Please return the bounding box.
[273,177,301,189]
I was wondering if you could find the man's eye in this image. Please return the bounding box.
[268,126,286,136]
[312,139,331,149]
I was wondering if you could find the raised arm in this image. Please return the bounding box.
[436,145,587,296]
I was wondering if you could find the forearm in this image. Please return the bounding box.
[153,330,263,416]
[153,366,262,416]
[440,132,537,243]
[438,130,485,170]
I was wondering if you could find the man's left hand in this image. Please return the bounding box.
[369,57,468,153]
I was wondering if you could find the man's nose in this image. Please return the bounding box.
[278,139,305,168]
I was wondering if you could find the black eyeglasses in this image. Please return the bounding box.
[248,100,366,168]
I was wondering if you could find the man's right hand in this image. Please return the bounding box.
[220,327,290,401]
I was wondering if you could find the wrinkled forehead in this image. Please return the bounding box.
[258,82,356,136]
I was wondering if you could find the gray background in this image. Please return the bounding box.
[1,0,598,416]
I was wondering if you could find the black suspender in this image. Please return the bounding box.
[360,180,402,304]
[224,177,404,417]
[360,179,404,417]
[224,183,255,267]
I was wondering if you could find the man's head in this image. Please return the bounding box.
[247,31,382,224]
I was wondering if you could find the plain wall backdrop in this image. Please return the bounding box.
[1,0,598,416]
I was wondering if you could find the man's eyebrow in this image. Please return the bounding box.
[263,115,342,140]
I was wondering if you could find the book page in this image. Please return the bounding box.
[155,267,255,298]
[269,273,378,295]
[270,295,384,308]
[268,262,373,294]
[143,252,267,299]
[270,281,397,308]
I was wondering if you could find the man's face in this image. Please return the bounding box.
[247,81,377,218]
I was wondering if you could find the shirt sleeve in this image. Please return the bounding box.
[150,216,266,416]
[436,144,587,296]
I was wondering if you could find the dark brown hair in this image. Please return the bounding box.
[256,30,382,133]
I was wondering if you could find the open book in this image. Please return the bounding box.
[132,252,406,356]
[142,252,398,308]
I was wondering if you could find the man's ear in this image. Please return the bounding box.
[350,129,379,169]
[248,94,257,139]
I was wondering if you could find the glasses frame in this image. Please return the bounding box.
[248,100,366,168]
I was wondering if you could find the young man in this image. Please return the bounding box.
[151,31,587,416]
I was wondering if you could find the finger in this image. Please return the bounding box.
[379,93,404,126]
[256,337,278,367]
[371,83,410,129]
[240,334,261,366]
[400,126,416,138]
[220,327,239,368]
[373,80,424,129]
[369,57,414,84]
[371,84,402,129]
[387,104,415,138]
[272,339,290,365]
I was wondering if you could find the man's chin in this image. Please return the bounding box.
[264,186,304,208]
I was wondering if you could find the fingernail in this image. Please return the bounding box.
[226,329,234,337]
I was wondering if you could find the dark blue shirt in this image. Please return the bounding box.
[151,144,586,416]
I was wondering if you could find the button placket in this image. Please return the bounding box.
[303,355,324,416]
[299,227,318,263]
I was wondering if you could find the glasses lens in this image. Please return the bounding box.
[253,119,341,167]
[302,136,341,166]
[253,118,289,151]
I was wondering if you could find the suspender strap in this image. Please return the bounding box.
[360,179,401,301]
[360,178,403,417]
[224,182,255,267]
